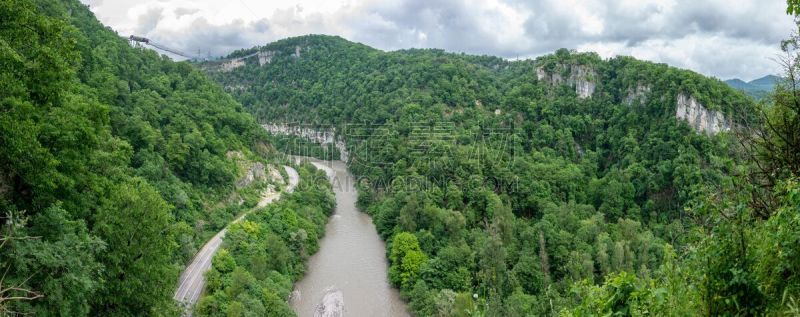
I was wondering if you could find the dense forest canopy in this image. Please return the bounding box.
[1,0,799,315]
[0,0,280,315]
[204,31,799,316]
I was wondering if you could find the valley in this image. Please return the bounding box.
[1,1,799,316]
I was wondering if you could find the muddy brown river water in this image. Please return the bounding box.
[291,157,409,317]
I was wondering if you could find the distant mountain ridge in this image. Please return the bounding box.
[725,75,782,99]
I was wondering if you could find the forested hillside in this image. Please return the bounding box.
[205,35,800,316]
[725,75,781,99]
[0,0,275,315]
[196,163,335,316]
[2,0,798,315]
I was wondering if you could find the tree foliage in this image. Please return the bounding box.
[204,30,797,316]
[0,0,270,314]
[197,164,334,316]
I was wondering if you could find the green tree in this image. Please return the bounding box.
[389,232,428,289]
[91,178,178,315]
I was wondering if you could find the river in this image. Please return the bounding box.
[290,157,409,317]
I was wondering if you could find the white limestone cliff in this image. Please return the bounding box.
[220,59,244,72]
[569,65,596,99]
[262,123,349,162]
[536,64,595,99]
[675,93,730,134]
[258,51,275,66]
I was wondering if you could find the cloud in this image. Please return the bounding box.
[578,35,783,80]
[81,0,795,80]
[173,7,199,18]
[337,0,529,56]
[134,7,164,34]
[83,0,103,7]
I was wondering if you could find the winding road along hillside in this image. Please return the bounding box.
[174,165,299,314]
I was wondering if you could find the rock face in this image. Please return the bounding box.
[263,123,349,162]
[536,67,563,85]
[675,93,730,134]
[624,84,651,105]
[226,150,244,160]
[216,50,276,72]
[536,64,596,99]
[570,65,596,99]
[221,58,245,72]
[268,166,283,184]
[314,288,344,317]
[292,46,302,59]
[236,162,267,188]
[258,51,275,66]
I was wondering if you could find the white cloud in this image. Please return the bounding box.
[81,0,796,80]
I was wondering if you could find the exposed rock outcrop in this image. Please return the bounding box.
[675,93,730,134]
[268,165,283,184]
[236,162,267,188]
[536,64,596,99]
[227,151,283,198]
[536,67,563,85]
[624,84,651,105]
[570,65,596,99]
[220,59,244,72]
[292,46,302,59]
[226,150,245,160]
[258,51,276,66]
[262,123,349,162]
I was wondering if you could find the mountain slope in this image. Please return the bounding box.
[725,75,781,99]
[0,0,275,315]
[202,35,759,315]
[725,78,750,90]
[749,74,782,89]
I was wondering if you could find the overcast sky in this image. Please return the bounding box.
[81,0,795,81]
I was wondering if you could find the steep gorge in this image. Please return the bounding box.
[201,36,758,316]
